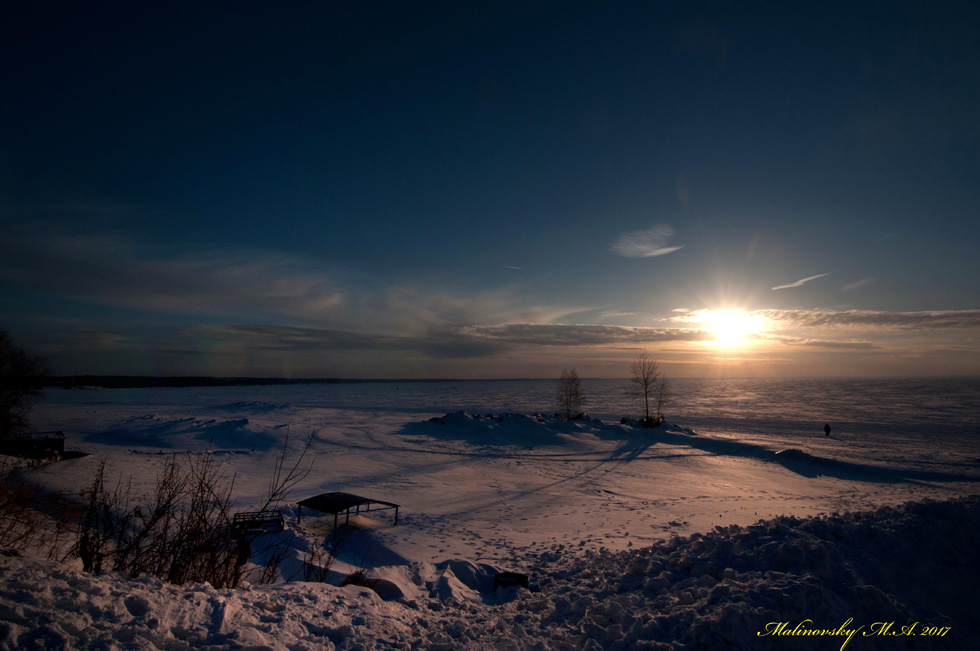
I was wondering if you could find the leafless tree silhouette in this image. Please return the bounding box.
[556,367,584,419]
[0,328,48,440]
[625,351,668,426]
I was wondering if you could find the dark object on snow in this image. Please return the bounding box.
[297,492,400,537]
[824,423,831,437]
[0,430,64,459]
[638,417,662,429]
[232,510,285,534]
[493,571,529,591]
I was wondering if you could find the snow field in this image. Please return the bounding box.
[1,497,977,650]
[4,385,978,649]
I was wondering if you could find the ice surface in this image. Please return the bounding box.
[3,381,978,649]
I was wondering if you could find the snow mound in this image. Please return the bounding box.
[367,560,502,605]
[424,411,563,446]
[418,411,669,450]
[772,447,817,462]
[6,498,977,650]
[0,557,411,650]
[220,401,293,412]
[89,414,279,450]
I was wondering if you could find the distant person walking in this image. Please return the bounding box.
[824,423,831,437]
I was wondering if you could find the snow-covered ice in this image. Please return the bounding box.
[2,381,979,649]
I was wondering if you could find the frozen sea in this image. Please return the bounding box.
[10,376,980,650]
[46,375,980,466]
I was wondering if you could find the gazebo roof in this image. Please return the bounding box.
[296,491,399,515]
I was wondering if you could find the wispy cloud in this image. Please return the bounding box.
[0,226,575,334]
[0,230,346,322]
[842,277,876,292]
[197,324,506,359]
[609,224,684,258]
[761,309,980,330]
[454,324,711,346]
[771,272,832,290]
[185,322,715,361]
[764,334,878,349]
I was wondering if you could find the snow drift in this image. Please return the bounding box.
[2,497,977,650]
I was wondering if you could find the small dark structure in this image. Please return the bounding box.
[232,510,285,535]
[0,431,64,459]
[493,572,529,591]
[297,492,400,537]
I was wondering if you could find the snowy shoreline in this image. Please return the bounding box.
[5,383,980,649]
[2,496,978,650]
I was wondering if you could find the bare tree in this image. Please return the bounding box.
[654,371,670,424]
[0,328,48,440]
[262,429,314,511]
[625,351,668,426]
[556,368,584,419]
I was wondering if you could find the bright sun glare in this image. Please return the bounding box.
[699,309,764,347]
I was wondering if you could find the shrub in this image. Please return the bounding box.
[72,453,248,588]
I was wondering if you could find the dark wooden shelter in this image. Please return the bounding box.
[0,431,64,459]
[297,491,400,535]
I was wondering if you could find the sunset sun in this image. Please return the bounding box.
[699,309,764,347]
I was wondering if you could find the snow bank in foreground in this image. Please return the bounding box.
[2,497,978,650]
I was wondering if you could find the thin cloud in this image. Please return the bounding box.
[198,324,508,360]
[771,272,832,290]
[455,323,711,346]
[0,225,576,334]
[610,224,684,258]
[761,309,980,331]
[842,277,877,292]
[0,230,346,322]
[768,334,878,350]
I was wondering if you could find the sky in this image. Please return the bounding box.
[2,1,979,379]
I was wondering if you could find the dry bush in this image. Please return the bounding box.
[0,460,48,554]
[264,429,313,510]
[72,453,248,588]
[340,567,377,589]
[302,532,347,582]
[257,540,291,585]
[71,433,314,588]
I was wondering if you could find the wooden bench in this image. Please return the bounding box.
[232,510,285,534]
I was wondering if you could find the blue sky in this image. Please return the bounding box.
[2,1,979,378]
